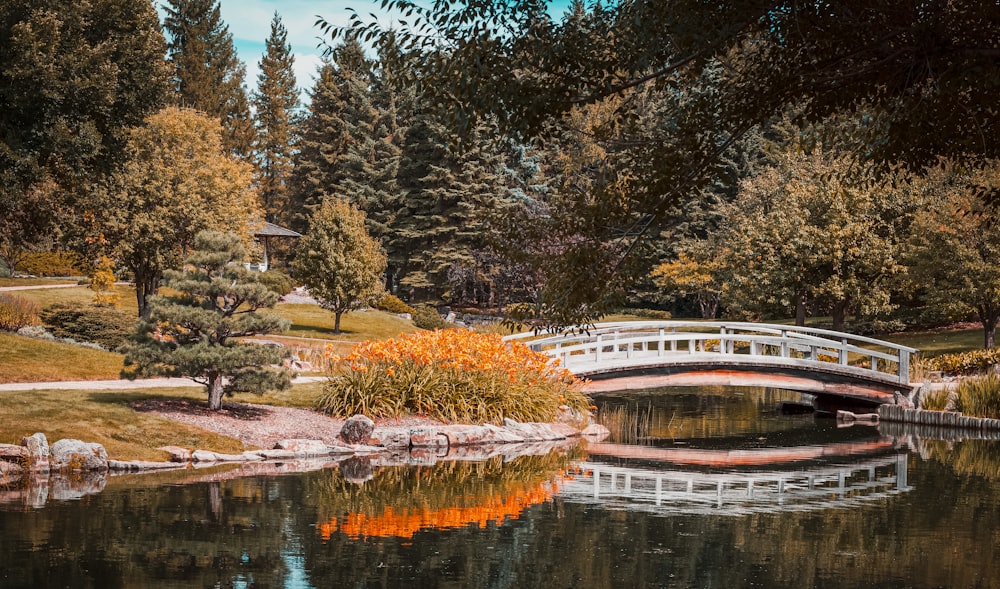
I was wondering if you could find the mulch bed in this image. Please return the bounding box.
[130,398,270,420]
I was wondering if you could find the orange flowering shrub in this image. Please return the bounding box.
[317,328,590,423]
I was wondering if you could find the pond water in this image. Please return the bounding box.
[1,386,999,588]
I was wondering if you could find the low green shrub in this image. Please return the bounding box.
[41,304,136,351]
[627,308,673,320]
[258,270,294,296]
[317,329,591,424]
[19,250,83,277]
[376,294,416,315]
[954,373,1000,419]
[0,294,41,331]
[928,349,1000,376]
[412,304,451,330]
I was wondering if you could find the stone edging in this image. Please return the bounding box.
[878,404,1000,431]
[1,420,611,479]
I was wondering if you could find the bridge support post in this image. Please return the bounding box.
[899,351,910,384]
[896,454,908,490]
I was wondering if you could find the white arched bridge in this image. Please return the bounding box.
[506,321,919,408]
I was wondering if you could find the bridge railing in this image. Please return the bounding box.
[505,321,918,385]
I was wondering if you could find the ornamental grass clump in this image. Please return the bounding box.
[317,329,591,424]
[919,387,951,411]
[954,373,1000,419]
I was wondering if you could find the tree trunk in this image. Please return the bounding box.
[795,294,807,327]
[700,294,719,320]
[207,373,225,411]
[135,271,160,319]
[981,310,999,349]
[334,311,343,334]
[831,299,849,332]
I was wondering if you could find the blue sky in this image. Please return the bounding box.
[164,1,574,99]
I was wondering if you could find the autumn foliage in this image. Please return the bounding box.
[317,329,590,423]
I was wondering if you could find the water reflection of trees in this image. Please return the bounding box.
[302,453,1000,589]
[0,474,319,587]
[920,438,1000,482]
[596,387,812,445]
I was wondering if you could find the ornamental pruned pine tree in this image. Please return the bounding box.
[123,231,292,411]
[292,199,387,334]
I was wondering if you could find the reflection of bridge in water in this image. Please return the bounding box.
[559,442,910,516]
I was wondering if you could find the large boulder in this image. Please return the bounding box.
[21,433,49,472]
[50,439,109,473]
[0,444,26,460]
[339,415,375,445]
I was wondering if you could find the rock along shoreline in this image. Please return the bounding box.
[0,417,610,481]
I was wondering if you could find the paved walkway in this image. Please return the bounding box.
[0,375,326,392]
[0,283,79,292]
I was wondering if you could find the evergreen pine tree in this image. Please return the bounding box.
[392,117,503,303]
[123,231,292,411]
[163,0,255,159]
[252,13,299,224]
[288,38,372,233]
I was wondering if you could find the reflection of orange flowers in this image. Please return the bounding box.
[317,481,559,540]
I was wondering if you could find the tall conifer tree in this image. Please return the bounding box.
[288,39,372,233]
[252,13,299,224]
[163,0,254,159]
[392,117,503,303]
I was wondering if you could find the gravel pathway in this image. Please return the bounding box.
[131,398,349,449]
[131,398,444,450]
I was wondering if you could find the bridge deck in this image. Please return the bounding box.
[507,321,919,405]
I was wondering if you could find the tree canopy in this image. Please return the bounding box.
[323,0,1000,324]
[102,106,261,317]
[293,199,387,334]
[253,12,300,224]
[163,0,255,159]
[907,161,1000,348]
[0,0,168,275]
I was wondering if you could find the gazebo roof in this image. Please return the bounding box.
[254,222,301,238]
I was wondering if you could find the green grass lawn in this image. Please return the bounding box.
[881,326,985,357]
[274,304,416,341]
[9,284,139,315]
[0,383,325,461]
[0,286,419,383]
[0,332,125,382]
